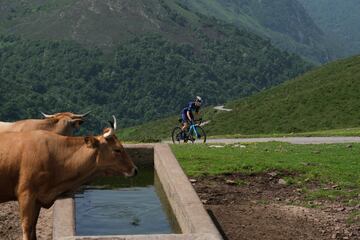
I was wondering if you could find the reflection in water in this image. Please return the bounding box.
[75,167,175,235]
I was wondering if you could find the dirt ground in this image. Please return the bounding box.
[1,171,359,240]
[0,202,52,240]
[192,172,360,240]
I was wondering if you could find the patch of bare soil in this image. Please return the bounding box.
[0,201,52,240]
[192,172,360,240]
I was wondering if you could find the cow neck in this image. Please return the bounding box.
[49,137,99,198]
[13,119,54,132]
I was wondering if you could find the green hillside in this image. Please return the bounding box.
[0,0,201,49]
[178,0,339,63]
[299,0,360,58]
[0,3,310,130]
[120,55,360,140]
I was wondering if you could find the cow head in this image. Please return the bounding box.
[41,111,90,135]
[85,116,137,177]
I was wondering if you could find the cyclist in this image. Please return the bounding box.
[180,96,202,139]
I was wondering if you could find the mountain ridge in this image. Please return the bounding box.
[177,0,339,63]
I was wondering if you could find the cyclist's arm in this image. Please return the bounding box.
[186,111,193,122]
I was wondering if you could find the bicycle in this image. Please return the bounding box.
[172,118,206,144]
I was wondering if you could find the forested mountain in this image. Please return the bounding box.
[299,0,360,58]
[0,4,310,131]
[120,55,360,140]
[178,0,339,63]
[0,0,344,63]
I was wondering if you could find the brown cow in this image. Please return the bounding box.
[0,116,137,240]
[0,111,90,135]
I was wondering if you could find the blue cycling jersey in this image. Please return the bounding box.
[181,101,199,115]
[181,101,200,123]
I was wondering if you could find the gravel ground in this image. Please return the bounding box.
[0,201,52,240]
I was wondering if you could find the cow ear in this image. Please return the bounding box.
[84,136,99,148]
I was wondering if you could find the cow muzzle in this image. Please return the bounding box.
[124,166,138,177]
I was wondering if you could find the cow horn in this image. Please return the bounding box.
[112,115,117,130]
[103,128,114,139]
[72,111,91,118]
[108,115,117,130]
[103,115,117,139]
[40,112,55,118]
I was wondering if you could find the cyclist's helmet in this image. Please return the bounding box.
[195,96,202,107]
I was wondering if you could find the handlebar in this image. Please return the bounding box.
[192,118,203,125]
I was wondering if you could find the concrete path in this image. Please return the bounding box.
[205,137,360,144]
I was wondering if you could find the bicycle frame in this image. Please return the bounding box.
[188,123,200,138]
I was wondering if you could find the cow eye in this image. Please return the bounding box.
[113,149,122,153]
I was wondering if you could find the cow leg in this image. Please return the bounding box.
[30,203,41,240]
[18,192,40,240]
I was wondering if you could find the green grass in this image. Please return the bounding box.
[171,142,360,203]
[347,210,360,224]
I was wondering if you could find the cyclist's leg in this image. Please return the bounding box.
[181,113,188,131]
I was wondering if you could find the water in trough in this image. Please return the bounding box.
[74,166,179,236]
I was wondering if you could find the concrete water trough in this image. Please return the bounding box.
[52,144,222,240]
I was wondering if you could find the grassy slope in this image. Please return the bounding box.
[172,143,360,204]
[208,55,360,135]
[119,55,360,141]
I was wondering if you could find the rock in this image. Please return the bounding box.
[336,207,346,212]
[209,145,224,148]
[275,197,282,201]
[225,179,236,185]
[201,199,208,204]
[268,172,278,177]
[189,178,197,183]
[232,144,246,148]
[278,179,287,185]
[346,144,352,148]
[131,217,140,226]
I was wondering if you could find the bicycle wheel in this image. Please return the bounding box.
[171,127,183,144]
[189,125,206,143]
